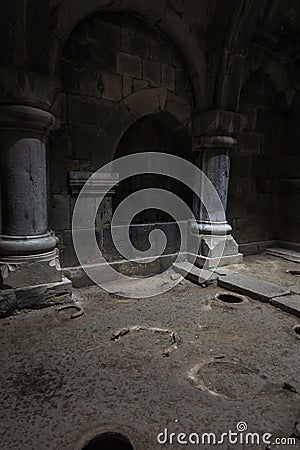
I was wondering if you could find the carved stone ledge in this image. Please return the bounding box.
[69,171,119,196]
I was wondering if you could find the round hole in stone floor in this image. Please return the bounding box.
[287,270,300,276]
[293,325,300,337]
[82,432,134,450]
[215,293,245,304]
[190,360,267,400]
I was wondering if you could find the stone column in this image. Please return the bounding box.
[0,105,71,314]
[192,109,243,268]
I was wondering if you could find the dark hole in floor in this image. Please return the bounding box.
[287,270,300,276]
[82,433,134,450]
[216,293,244,304]
[294,326,300,336]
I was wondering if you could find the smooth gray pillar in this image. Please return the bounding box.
[192,109,243,267]
[0,105,57,257]
[198,149,232,235]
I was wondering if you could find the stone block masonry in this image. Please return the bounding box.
[50,12,193,269]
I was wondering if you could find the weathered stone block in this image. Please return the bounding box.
[0,290,17,317]
[175,67,190,95]
[124,89,160,117]
[102,103,135,147]
[143,59,161,85]
[72,124,101,160]
[252,155,275,177]
[257,110,281,133]
[68,96,112,126]
[233,217,272,244]
[270,295,300,318]
[261,134,279,155]
[61,60,79,94]
[218,273,290,302]
[51,92,68,125]
[79,70,103,98]
[279,179,300,194]
[200,235,239,258]
[162,64,175,90]
[101,71,122,101]
[284,113,300,137]
[242,109,258,131]
[10,277,72,314]
[133,79,150,91]
[121,29,148,57]
[228,177,239,195]
[243,193,260,217]
[239,178,255,194]
[49,194,70,231]
[230,154,252,178]
[60,230,79,268]
[116,52,142,78]
[279,156,300,178]
[240,86,269,110]
[49,126,73,195]
[239,132,263,154]
[194,109,243,137]
[123,74,133,97]
[165,93,191,123]
[0,258,62,289]
[149,39,173,65]
[86,17,120,49]
[227,193,244,218]
[255,177,267,193]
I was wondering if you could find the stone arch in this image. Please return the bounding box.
[97,87,192,161]
[212,0,270,111]
[242,51,290,95]
[49,0,207,109]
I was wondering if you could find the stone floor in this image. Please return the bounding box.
[1,254,300,450]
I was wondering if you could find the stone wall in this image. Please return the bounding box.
[49,11,193,267]
[228,71,281,253]
[278,109,300,244]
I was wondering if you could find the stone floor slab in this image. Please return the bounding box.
[218,273,291,302]
[173,262,218,284]
[270,294,300,318]
[266,247,300,263]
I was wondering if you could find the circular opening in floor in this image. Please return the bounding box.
[82,432,134,450]
[215,293,244,304]
[287,270,300,276]
[293,326,300,337]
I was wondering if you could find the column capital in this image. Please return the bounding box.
[0,105,58,134]
[193,109,245,151]
[0,65,60,111]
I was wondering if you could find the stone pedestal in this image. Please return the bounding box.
[192,109,243,268]
[0,105,72,315]
[69,171,119,229]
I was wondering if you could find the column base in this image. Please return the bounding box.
[0,276,72,318]
[189,232,243,269]
[190,252,243,269]
[0,249,62,289]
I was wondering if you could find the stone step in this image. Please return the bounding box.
[218,273,290,302]
[173,262,218,285]
[270,294,300,318]
[266,247,300,263]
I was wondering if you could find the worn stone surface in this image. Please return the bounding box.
[1,279,300,449]
[0,259,62,289]
[270,294,300,318]
[266,247,300,263]
[173,261,217,284]
[218,273,291,302]
[117,52,142,78]
[0,277,72,317]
